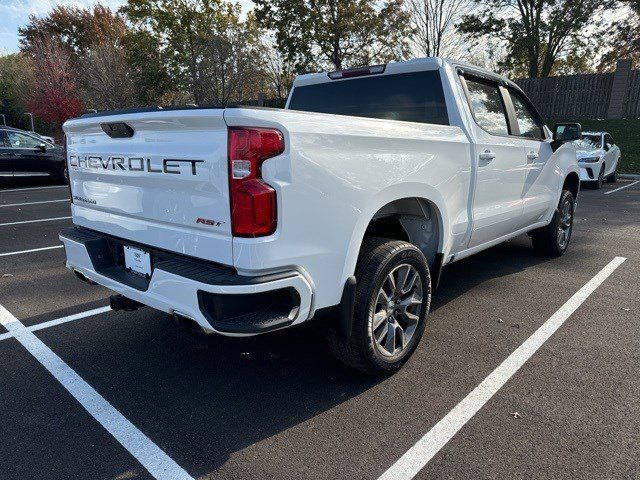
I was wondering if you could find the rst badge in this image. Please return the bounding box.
[196,218,225,227]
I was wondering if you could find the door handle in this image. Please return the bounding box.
[526,151,539,160]
[478,150,496,162]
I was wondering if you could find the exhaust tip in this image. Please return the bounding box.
[74,270,97,285]
[173,312,205,334]
[110,294,143,312]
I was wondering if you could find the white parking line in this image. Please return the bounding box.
[0,304,194,480]
[0,216,72,227]
[0,306,112,343]
[0,245,64,257]
[378,256,626,480]
[30,306,112,333]
[0,199,69,208]
[1,185,67,193]
[604,180,640,195]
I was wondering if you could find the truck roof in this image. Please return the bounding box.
[291,57,523,93]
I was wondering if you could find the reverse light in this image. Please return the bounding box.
[228,127,284,237]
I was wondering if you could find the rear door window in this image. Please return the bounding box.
[288,70,449,125]
[462,77,509,136]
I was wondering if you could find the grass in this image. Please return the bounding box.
[553,118,640,174]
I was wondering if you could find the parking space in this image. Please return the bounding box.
[0,180,638,479]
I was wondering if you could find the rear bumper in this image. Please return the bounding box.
[59,227,313,336]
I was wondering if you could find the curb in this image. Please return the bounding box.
[620,174,640,180]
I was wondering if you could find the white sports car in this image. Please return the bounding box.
[575,131,621,189]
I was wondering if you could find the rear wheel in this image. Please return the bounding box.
[328,238,431,375]
[53,166,68,184]
[531,190,575,257]
[606,166,618,183]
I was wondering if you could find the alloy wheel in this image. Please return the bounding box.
[372,263,423,357]
[557,199,573,250]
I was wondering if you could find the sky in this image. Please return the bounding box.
[0,0,254,54]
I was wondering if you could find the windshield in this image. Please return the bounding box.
[575,135,601,150]
[288,70,449,125]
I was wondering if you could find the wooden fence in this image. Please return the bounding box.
[516,59,639,120]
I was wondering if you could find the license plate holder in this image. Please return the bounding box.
[123,245,152,277]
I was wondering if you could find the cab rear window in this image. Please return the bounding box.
[288,70,449,125]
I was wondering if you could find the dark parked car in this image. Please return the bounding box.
[0,127,67,182]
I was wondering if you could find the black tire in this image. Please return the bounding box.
[606,167,618,183]
[593,164,604,189]
[53,166,68,184]
[328,237,431,375]
[531,190,575,257]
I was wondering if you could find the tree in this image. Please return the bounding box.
[458,0,616,78]
[264,40,297,100]
[122,0,267,105]
[253,0,413,71]
[407,0,466,58]
[78,43,139,110]
[25,40,84,128]
[122,30,173,105]
[600,0,640,70]
[17,3,147,109]
[0,54,34,130]
[19,5,127,55]
[197,13,270,104]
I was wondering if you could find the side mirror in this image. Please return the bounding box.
[552,123,581,142]
[605,143,612,151]
[36,143,47,153]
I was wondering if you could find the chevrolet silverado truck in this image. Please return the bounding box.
[60,57,581,374]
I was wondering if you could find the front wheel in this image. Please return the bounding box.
[531,190,575,257]
[328,238,431,375]
[593,164,605,189]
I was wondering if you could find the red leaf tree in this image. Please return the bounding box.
[25,39,84,128]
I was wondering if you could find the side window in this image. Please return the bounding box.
[463,76,509,136]
[605,134,614,148]
[6,131,42,149]
[0,131,7,147]
[509,89,544,139]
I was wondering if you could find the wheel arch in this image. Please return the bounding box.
[341,186,450,292]
[563,171,580,200]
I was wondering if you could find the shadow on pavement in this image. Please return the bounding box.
[433,236,552,312]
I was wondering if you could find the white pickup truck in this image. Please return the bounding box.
[61,57,581,374]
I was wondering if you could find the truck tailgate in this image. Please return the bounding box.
[63,109,233,266]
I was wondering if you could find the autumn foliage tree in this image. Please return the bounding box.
[25,40,84,128]
[253,0,412,71]
[19,4,126,55]
[458,0,616,77]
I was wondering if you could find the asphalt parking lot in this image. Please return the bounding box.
[0,178,638,480]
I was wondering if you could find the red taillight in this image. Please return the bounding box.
[228,127,284,237]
